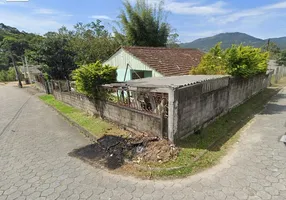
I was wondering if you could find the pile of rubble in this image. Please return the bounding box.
[70,133,179,170]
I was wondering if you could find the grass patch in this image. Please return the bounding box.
[121,87,282,179]
[39,95,127,138]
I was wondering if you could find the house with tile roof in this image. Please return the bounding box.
[103,46,204,82]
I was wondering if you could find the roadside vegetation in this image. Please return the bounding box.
[0,67,15,82]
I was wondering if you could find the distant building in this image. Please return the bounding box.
[20,65,42,83]
[103,46,204,82]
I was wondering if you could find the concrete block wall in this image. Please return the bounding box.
[53,91,162,137]
[228,75,268,109]
[177,83,229,139]
[174,74,272,140]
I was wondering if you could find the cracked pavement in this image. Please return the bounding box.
[1,83,286,200]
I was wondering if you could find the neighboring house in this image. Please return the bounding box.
[103,46,204,82]
[20,65,42,83]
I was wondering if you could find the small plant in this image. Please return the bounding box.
[72,61,117,98]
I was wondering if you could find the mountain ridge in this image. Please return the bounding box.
[180,32,286,51]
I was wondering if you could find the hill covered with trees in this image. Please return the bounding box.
[181,32,286,52]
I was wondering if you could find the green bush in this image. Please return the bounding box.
[190,43,227,75]
[190,43,269,78]
[72,61,117,97]
[277,50,286,66]
[225,45,269,78]
[0,67,16,82]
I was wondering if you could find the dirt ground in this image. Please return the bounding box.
[69,133,179,170]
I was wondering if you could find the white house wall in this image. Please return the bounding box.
[103,49,163,82]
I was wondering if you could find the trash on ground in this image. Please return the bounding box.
[69,133,179,170]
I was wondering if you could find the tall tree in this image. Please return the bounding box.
[115,0,171,47]
[70,21,119,65]
[167,32,180,48]
[38,32,77,80]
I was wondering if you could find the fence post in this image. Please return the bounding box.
[59,81,62,92]
[160,111,166,138]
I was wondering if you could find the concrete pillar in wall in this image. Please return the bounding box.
[168,88,179,143]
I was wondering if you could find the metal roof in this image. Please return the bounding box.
[105,75,230,89]
[20,65,42,74]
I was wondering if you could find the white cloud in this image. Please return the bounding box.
[0,2,73,34]
[129,0,230,15]
[0,10,65,34]
[264,1,286,9]
[212,1,286,24]
[181,30,224,38]
[33,8,73,17]
[90,15,113,20]
[33,8,56,15]
[165,1,229,15]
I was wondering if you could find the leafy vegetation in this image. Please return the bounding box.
[68,20,119,65]
[0,67,16,82]
[191,43,269,78]
[72,62,117,97]
[114,0,174,47]
[190,43,227,75]
[38,32,77,80]
[277,50,286,66]
[0,23,41,85]
[225,45,269,78]
[39,95,127,138]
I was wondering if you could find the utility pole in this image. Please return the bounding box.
[25,56,31,84]
[267,39,270,52]
[10,52,22,88]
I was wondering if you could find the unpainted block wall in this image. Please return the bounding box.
[177,83,229,139]
[228,75,269,109]
[53,91,162,137]
[175,74,271,139]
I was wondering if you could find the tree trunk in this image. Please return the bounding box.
[11,53,22,88]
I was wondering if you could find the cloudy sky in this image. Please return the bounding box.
[1,0,286,42]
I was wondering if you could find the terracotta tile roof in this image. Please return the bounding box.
[122,46,204,76]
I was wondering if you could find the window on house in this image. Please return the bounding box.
[131,70,152,80]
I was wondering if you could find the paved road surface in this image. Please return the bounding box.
[1,83,286,200]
